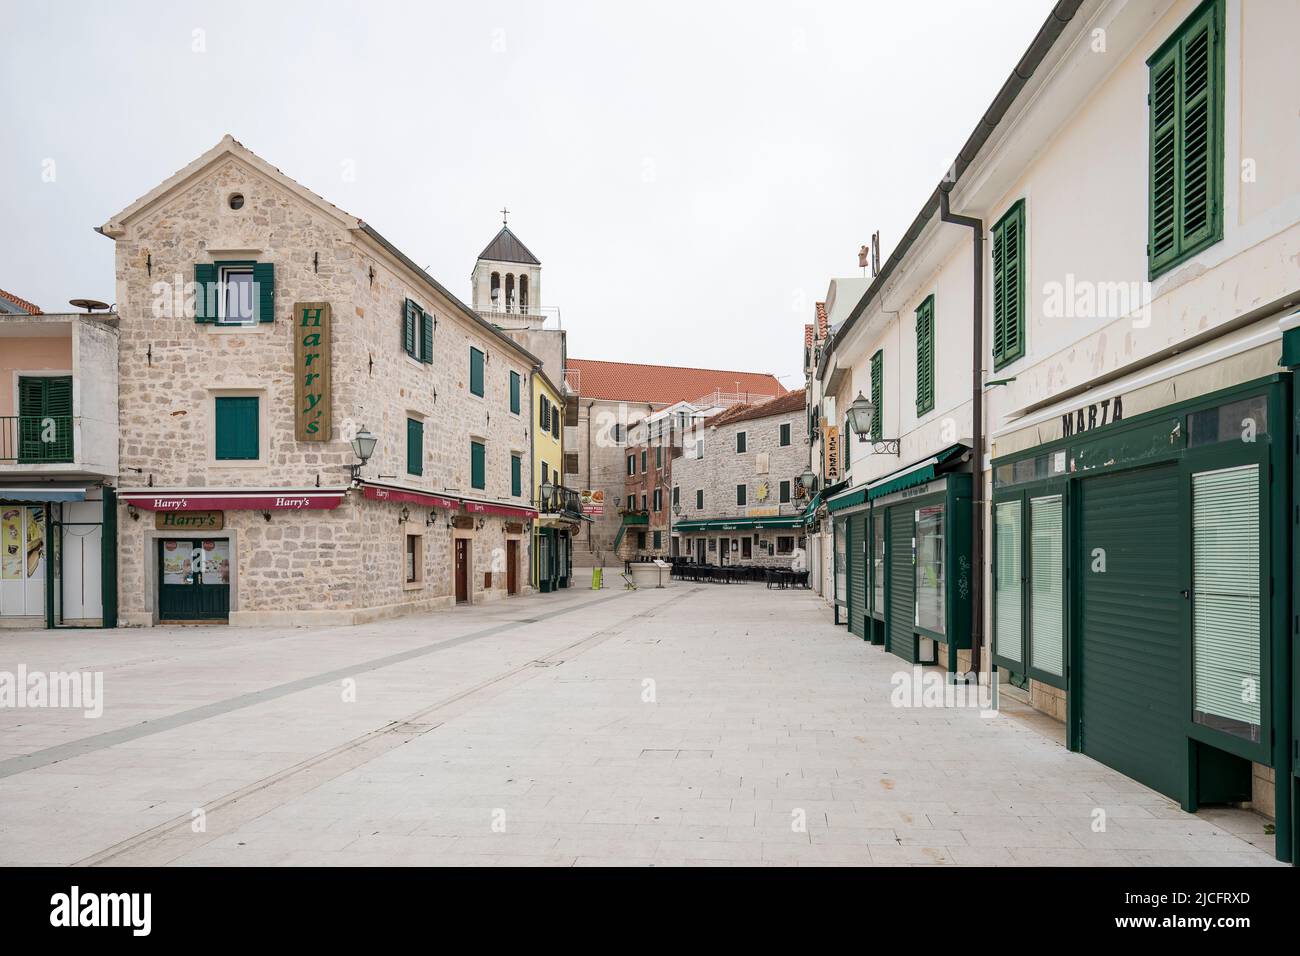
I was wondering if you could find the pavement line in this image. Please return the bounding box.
[0,589,638,781]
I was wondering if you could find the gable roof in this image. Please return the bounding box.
[566,358,785,406]
[0,288,42,314]
[706,389,807,428]
[477,226,541,266]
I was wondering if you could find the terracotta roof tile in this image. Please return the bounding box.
[565,358,785,406]
[804,323,813,348]
[0,288,43,315]
[706,389,807,428]
[815,301,828,338]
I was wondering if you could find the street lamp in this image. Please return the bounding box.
[350,425,377,480]
[846,391,900,456]
[540,478,555,512]
[797,467,816,491]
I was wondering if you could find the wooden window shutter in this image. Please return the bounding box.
[406,418,423,476]
[471,441,486,490]
[870,350,883,441]
[470,348,485,396]
[419,309,433,363]
[511,454,522,497]
[992,201,1025,370]
[402,300,416,357]
[1148,44,1180,273]
[510,372,520,413]
[253,262,275,323]
[194,264,217,323]
[915,295,935,415]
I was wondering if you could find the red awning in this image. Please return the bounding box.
[362,484,458,511]
[460,498,538,520]
[119,490,346,511]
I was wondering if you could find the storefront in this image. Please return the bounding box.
[991,375,1292,852]
[674,516,805,567]
[533,518,576,593]
[0,484,117,628]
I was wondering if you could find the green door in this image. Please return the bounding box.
[848,511,867,639]
[158,539,230,621]
[1078,465,1187,802]
[887,506,916,661]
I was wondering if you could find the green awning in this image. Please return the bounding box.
[825,486,867,513]
[673,515,804,533]
[801,480,847,522]
[866,443,969,500]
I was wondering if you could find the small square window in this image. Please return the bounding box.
[405,533,424,585]
[219,267,255,325]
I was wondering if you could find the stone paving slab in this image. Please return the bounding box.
[0,577,1282,866]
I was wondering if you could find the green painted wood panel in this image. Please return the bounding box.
[214,396,259,460]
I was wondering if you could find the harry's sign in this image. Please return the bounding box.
[293,302,332,441]
[155,511,223,531]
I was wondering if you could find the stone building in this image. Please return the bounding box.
[671,390,809,565]
[617,401,706,560]
[101,136,541,626]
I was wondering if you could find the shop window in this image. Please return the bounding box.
[779,480,790,504]
[776,536,794,555]
[402,298,433,362]
[914,503,945,635]
[1187,395,1268,448]
[993,500,1023,664]
[915,295,935,415]
[511,454,522,497]
[470,440,486,490]
[1148,0,1223,279]
[214,396,259,461]
[737,431,747,453]
[405,533,424,585]
[1191,464,1261,742]
[991,200,1025,370]
[509,371,521,414]
[779,423,791,447]
[742,537,752,558]
[833,517,846,608]
[469,347,485,396]
[871,515,884,615]
[406,418,424,476]
[1029,496,1064,677]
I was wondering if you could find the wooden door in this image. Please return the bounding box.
[455,539,468,604]
[506,540,518,595]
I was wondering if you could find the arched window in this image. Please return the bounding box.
[519,274,529,314]
[490,272,500,309]
[505,274,515,312]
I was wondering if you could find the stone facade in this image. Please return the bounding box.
[104,137,537,625]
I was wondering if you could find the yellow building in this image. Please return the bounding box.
[531,369,580,590]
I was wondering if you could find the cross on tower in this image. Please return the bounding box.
[500,206,510,225]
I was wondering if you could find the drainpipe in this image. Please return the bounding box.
[940,186,984,681]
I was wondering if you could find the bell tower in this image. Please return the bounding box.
[471,208,543,328]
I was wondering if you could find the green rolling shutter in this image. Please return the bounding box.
[470,348,485,396]
[870,350,883,440]
[253,262,275,322]
[993,500,1023,665]
[848,511,867,639]
[420,309,433,362]
[915,295,934,415]
[406,418,423,476]
[992,201,1025,370]
[510,372,521,414]
[887,506,915,661]
[511,454,522,497]
[1028,496,1064,676]
[1191,464,1260,730]
[214,396,259,460]
[194,263,217,323]
[471,440,486,490]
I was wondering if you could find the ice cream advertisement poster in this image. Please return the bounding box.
[1,508,20,581]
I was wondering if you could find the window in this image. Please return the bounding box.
[406,418,423,476]
[214,396,259,460]
[641,450,647,473]
[656,446,662,468]
[653,531,662,550]
[870,350,883,440]
[779,423,791,447]
[915,294,935,415]
[637,531,647,549]
[871,515,885,616]
[779,480,790,504]
[469,347,485,396]
[991,201,1026,370]
[672,485,679,508]
[540,395,551,431]
[509,371,521,414]
[653,488,662,512]
[470,440,486,490]
[564,452,579,474]
[405,533,424,585]
[993,500,1023,665]
[640,493,647,511]
[776,536,794,555]
[542,461,549,485]
[736,484,747,506]
[696,489,704,510]
[915,503,945,635]
[1148,0,1223,278]
[551,409,559,439]
[194,261,274,325]
[612,424,623,444]
[16,376,72,463]
[511,454,522,497]
[1029,496,1064,677]
[402,299,433,363]
[1191,464,1261,742]
[736,431,747,453]
[219,266,254,324]
[627,455,636,476]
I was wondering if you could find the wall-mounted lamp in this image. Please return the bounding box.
[846,391,900,456]
[399,506,410,524]
[426,511,437,527]
[797,468,817,491]
[350,425,378,481]
[127,504,139,521]
[261,511,272,522]
[475,517,486,530]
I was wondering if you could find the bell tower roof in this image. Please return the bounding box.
[477,225,540,266]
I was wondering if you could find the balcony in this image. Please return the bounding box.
[1,416,74,463]
[540,483,584,518]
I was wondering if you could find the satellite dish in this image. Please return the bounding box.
[68,298,110,313]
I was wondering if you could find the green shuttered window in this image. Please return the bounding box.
[1029,496,1064,677]
[915,295,934,416]
[215,396,259,460]
[402,299,433,363]
[511,454,522,497]
[993,500,1023,664]
[406,418,423,476]
[510,371,521,414]
[471,441,486,490]
[470,348,485,397]
[991,201,1025,370]
[1191,464,1261,736]
[194,262,274,324]
[870,350,883,440]
[1148,0,1223,278]
[17,375,73,462]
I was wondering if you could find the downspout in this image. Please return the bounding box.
[940,186,984,681]
[585,400,594,550]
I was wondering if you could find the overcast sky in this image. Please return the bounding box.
[2,0,1053,389]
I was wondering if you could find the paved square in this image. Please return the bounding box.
[0,576,1280,866]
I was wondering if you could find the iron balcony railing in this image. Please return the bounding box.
[540,484,584,517]
[0,416,74,464]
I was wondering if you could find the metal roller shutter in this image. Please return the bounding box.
[848,511,868,639]
[888,506,915,661]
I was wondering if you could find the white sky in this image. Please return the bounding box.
[1,0,1054,389]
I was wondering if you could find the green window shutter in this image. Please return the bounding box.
[1148,0,1223,278]
[419,309,433,363]
[779,480,790,503]
[780,423,791,446]
[1028,495,1064,677]
[696,489,703,510]
[402,300,416,357]
[993,499,1023,665]
[552,409,559,439]
[214,396,259,460]
[736,484,746,506]
[194,264,217,323]
[1191,464,1261,730]
[915,295,935,415]
[511,454,522,497]
[540,395,550,430]
[253,262,275,323]
[406,418,423,476]
[737,432,746,453]
[991,202,1025,370]
[470,348,485,396]
[471,441,486,490]
[870,350,883,440]
[510,372,521,414]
